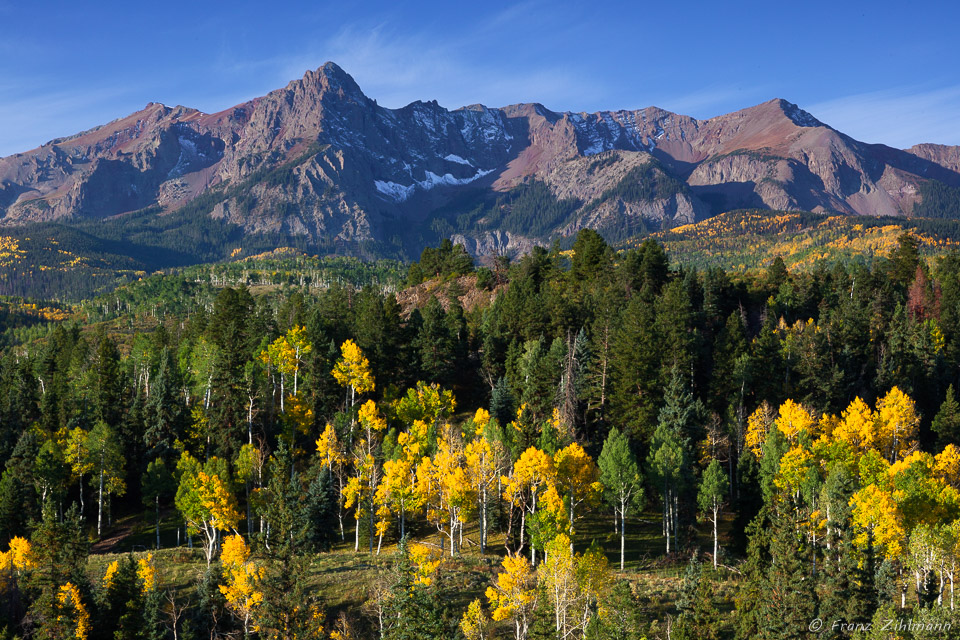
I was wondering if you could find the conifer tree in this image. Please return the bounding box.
[933,384,960,448]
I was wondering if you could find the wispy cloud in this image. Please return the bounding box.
[0,85,140,156]
[212,5,604,113]
[651,85,774,119]
[807,85,960,148]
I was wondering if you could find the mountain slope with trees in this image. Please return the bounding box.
[0,230,959,637]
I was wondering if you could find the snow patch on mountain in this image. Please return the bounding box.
[782,102,823,128]
[374,167,495,202]
[444,154,473,166]
[375,180,416,202]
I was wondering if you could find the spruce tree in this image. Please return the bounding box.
[758,512,817,640]
[734,509,771,640]
[932,384,960,448]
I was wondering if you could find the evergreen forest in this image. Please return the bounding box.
[1,229,960,639]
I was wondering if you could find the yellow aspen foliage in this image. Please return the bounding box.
[315,423,345,469]
[332,340,375,403]
[774,399,815,442]
[374,455,420,539]
[775,446,814,496]
[471,407,492,437]
[850,484,905,559]
[745,402,775,458]
[102,560,120,590]
[832,397,878,453]
[7,537,32,574]
[554,443,603,536]
[876,386,920,462]
[460,598,490,640]
[219,534,264,636]
[137,554,156,593]
[57,582,91,640]
[935,444,960,488]
[260,325,312,393]
[283,392,315,437]
[540,534,578,636]
[550,407,574,444]
[486,554,537,640]
[221,533,251,568]
[176,462,242,565]
[408,543,442,586]
[342,452,374,518]
[504,448,556,507]
[358,400,387,434]
[416,426,475,555]
[196,472,242,532]
[329,613,355,640]
[576,542,612,623]
[816,413,840,440]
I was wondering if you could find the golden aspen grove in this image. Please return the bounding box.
[4,229,960,639]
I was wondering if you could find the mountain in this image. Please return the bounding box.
[1,62,960,261]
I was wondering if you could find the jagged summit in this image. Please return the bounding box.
[0,63,958,257]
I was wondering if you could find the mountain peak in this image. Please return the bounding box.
[297,61,365,99]
[769,98,824,128]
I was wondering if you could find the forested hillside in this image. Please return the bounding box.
[2,230,960,639]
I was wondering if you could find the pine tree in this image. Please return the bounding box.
[25,506,89,640]
[97,555,146,640]
[609,290,660,439]
[144,347,187,462]
[734,509,771,640]
[647,368,696,555]
[758,512,817,640]
[932,384,960,448]
[303,466,337,552]
[490,377,516,430]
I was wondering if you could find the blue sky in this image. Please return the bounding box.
[1,0,958,156]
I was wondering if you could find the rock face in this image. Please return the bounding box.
[1,63,959,257]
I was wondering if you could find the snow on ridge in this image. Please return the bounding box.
[374,167,495,202]
[444,154,473,166]
[783,102,823,128]
[420,168,494,188]
[375,180,416,202]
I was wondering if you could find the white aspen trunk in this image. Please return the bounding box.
[620,500,626,571]
[247,396,254,445]
[665,486,671,555]
[97,465,104,536]
[355,517,360,552]
[369,503,374,554]
[673,493,679,553]
[950,571,954,610]
[450,510,456,557]
[713,505,719,568]
[480,489,487,554]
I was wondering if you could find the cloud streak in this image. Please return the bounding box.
[0,84,140,156]
[808,85,960,148]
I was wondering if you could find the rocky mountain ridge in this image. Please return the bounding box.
[1,62,959,257]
